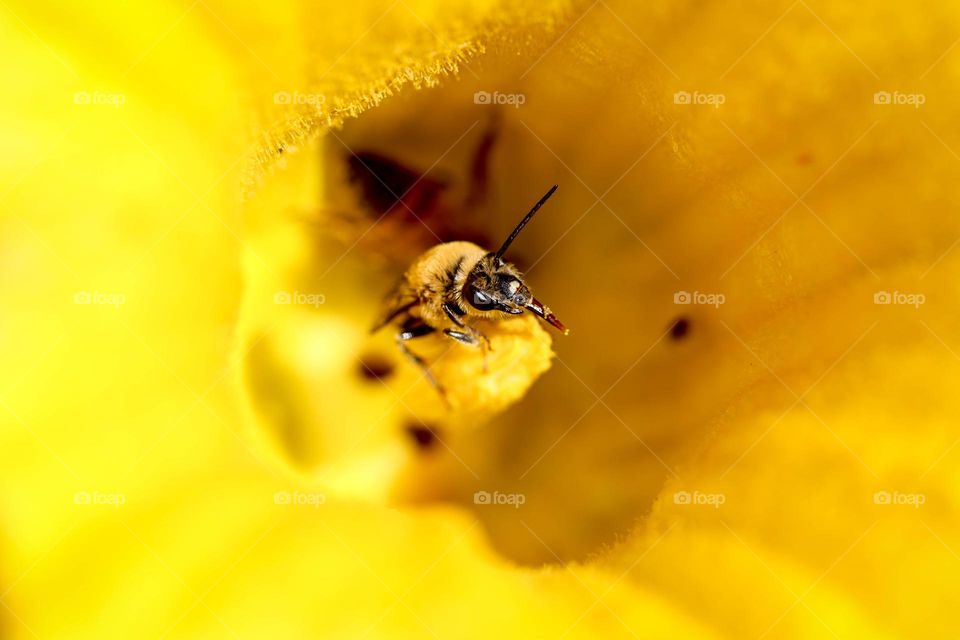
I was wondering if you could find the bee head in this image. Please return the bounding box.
[460,184,568,334]
[464,254,530,314]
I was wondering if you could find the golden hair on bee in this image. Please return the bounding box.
[373,185,567,390]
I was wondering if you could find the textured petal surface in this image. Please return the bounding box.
[2,0,960,638]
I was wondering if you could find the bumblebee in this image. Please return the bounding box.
[373,185,567,391]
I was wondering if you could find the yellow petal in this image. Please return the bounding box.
[5,0,960,638]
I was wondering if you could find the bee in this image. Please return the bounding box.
[372,185,568,393]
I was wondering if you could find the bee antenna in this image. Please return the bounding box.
[494,185,558,260]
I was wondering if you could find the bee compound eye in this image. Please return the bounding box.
[467,286,496,311]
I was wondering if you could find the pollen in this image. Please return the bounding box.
[406,313,555,417]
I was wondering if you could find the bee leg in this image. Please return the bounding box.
[396,324,449,404]
[443,328,491,373]
[477,331,491,373]
[399,321,435,342]
[443,329,478,346]
[442,302,467,327]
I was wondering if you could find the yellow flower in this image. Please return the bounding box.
[3,0,960,638]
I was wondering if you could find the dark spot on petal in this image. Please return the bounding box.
[670,317,690,340]
[346,150,446,218]
[796,152,813,165]
[405,423,438,450]
[358,353,394,381]
[465,117,499,208]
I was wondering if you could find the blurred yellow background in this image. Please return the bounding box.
[2,0,960,637]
